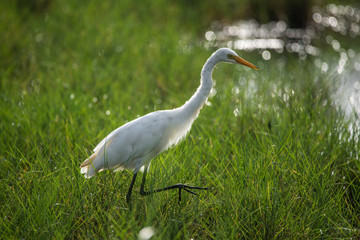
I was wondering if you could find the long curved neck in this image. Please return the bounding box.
[178,55,218,119]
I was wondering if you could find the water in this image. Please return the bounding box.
[204,4,360,60]
[204,3,360,140]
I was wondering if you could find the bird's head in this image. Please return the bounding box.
[214,48,259,70]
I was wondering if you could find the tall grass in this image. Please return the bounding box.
[1,1,359,239]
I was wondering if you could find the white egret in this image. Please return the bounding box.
[80,48,258,204]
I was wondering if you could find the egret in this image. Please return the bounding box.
[80,48,258,204]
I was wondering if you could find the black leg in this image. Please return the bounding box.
[126,172,138,206]
[139,163,209,203]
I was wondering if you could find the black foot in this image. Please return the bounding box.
[174,184,209,203]
[140,183,209,204]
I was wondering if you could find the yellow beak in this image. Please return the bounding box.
[229,55,259,70]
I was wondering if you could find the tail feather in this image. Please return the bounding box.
[80,151,99,178]
[81,137,115,178]
[80,151,97,168]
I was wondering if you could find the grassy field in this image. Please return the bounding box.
[1,1,360,239]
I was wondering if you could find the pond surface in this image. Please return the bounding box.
[204,3,360,139]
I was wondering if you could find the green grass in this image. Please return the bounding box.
[1,1,360,239]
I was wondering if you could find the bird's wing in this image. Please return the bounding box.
[93,125,121,153]
[87,111,170,172]
[93,111,164,152]
[112,111,169,156]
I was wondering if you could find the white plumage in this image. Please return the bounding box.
[80,108,193,177]
[80,48,258,203]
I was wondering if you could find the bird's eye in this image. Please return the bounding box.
[227,54,234,59]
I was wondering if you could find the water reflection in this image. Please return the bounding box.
[204,3,360,138]
[332,70,360,141]
[313,4,360,37]
[205,19,319,59]
[205,4,359,62]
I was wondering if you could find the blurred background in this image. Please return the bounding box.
[2,0,360,133]
[9,0,360,27]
